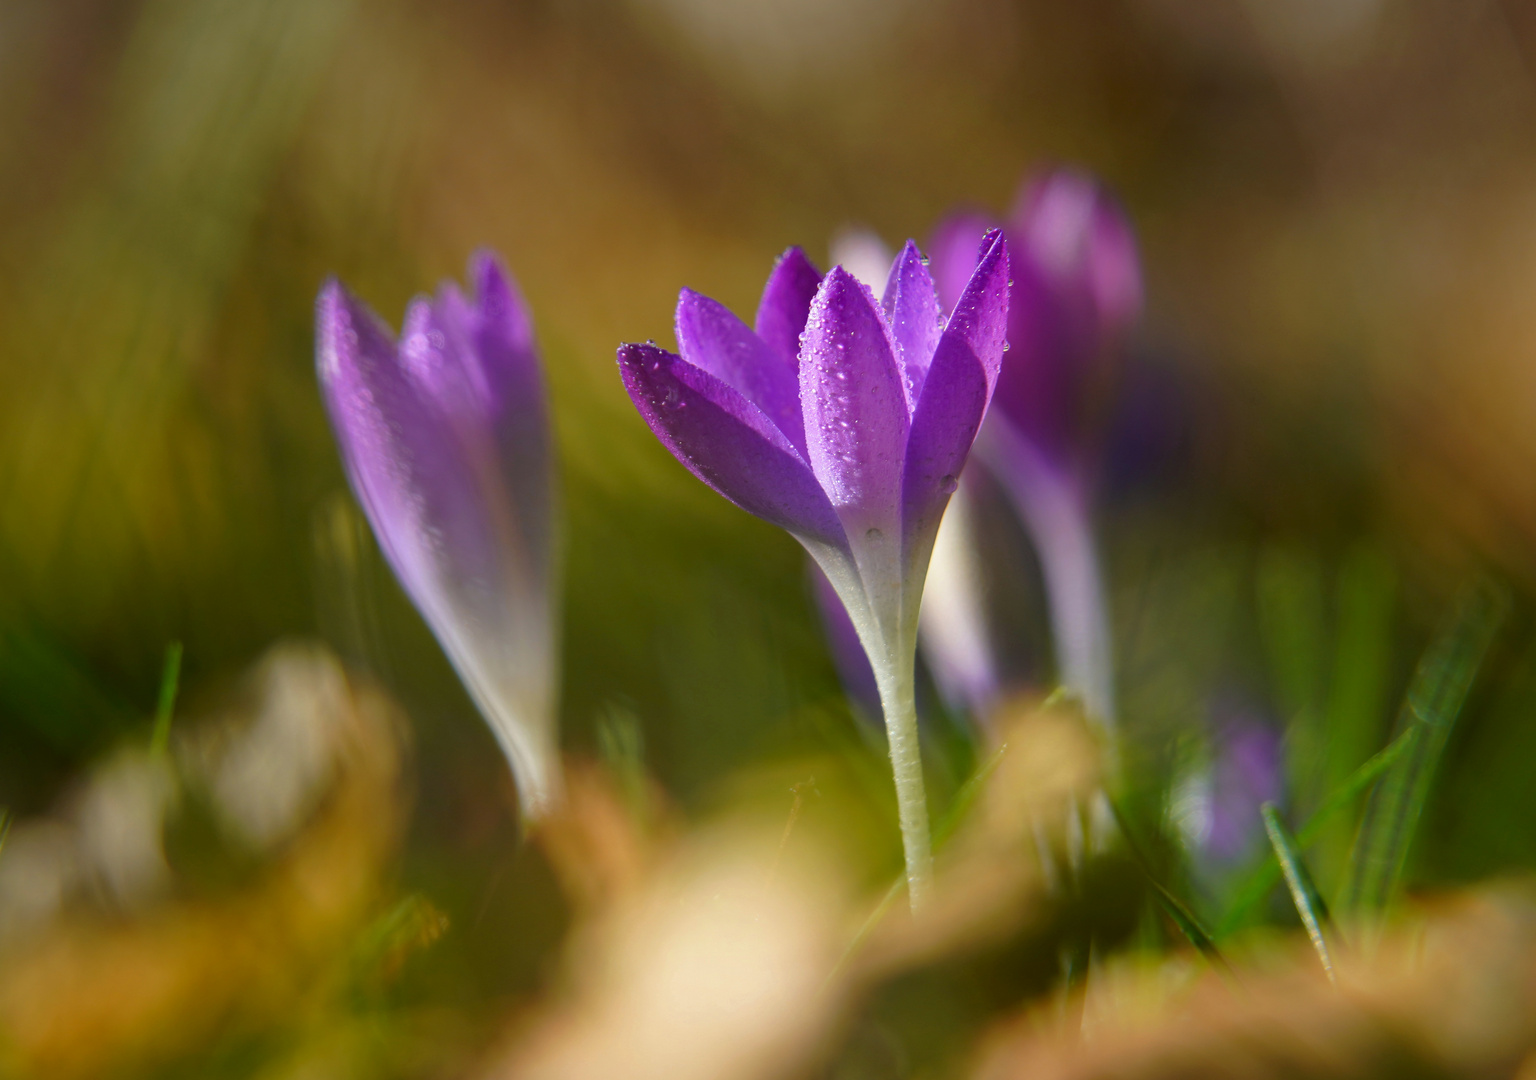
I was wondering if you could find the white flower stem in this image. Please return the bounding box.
[981,423,1116,732]
[803,539,934,913]
[1029,481,1115,729]
[871,638,934,913]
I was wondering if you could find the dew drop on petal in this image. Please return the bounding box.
[1002,341,1010,352]
[865,528,883,541]
[939,474,959,494]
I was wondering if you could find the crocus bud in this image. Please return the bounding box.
[930,169,1142,733]
[935,168,1142,474]
[316,252,560,818]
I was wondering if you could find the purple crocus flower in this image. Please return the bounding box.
[1208,716,1284,861]
[826,227,1002,722]
[316,253,561,819]
[932,168,1142,731]
[619,234,1010,906]
[1172,704,1284,865]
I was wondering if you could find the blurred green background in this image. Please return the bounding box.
[5,0,1536,1065]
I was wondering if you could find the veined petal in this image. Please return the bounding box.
[881,240,942,412]
[799,267,909,579]
[676,288,806,455]
[318,283,501,612]
[753,247,822,370]
[398,260,554,603]
[618,342,846,548]
[460,252,555,589]
[902,229,1009,573]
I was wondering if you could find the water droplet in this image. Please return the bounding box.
[919,255,931,266]
[865,528,883,541]
[939,474,959,494]
[1002,341,1010,352]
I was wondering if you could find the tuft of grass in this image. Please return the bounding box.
[1343,581,1507,921]
[1107,798,1234,979]
[1219,726,1417,936]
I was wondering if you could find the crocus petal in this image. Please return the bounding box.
[404,258,554,597]
[318,283,500,616]
[460,255,550,466]
[901,229,1009,572]
[618,343,846,548]
[799,267,909,564]
[928,210,1001,313]
[881,240,942,412]
[463,253,555,586]
[753,246,822,371]
[676,288,806,456]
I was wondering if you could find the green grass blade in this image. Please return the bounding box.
[1106,799,1233,977]
[1344,581,1507,917]
[1261,803,1336,983]
[148,641,183,757]
[1218,726,1417,936]
[1314,547,1396,883]
[1256,546,1329,809]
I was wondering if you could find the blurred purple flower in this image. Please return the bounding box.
[619,235,1011,906]
[1208,715,1284,861]
[931,168,1143,731]
[316,253,561,818]
[1173,705,1285,864]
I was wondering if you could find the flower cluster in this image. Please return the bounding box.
[311,171,1137,903]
